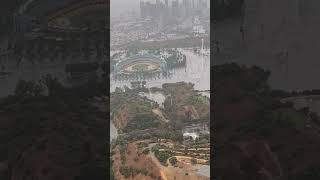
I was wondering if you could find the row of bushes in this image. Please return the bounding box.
[119,166,157,179]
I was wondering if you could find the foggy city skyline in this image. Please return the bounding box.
[111,0,210,17]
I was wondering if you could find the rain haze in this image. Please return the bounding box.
[111,0,140,17]
[111,0,210,18]
[110,0,210,179]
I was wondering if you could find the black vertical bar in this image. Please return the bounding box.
[106,0,111,179]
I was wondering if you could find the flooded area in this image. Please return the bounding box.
[110,49,210,139]
[110,49,210,92]
[110,48,210,145]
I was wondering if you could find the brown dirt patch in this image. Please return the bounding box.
[112,142,162,180]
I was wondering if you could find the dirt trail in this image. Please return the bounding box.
[148,144,209,180]
[160,170,168,180]
[149,148,169,180]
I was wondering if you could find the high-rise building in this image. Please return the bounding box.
[172,0,179,10]
[172,0,179,8]
[183,0,192,8]
[172,0,179,17]
[183,0,187,7]
[182,0,191,17]
[140,1,145,18]
[140,0,166,19]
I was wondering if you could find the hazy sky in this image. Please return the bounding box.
[111,0,140,17]
[111,0,210,17]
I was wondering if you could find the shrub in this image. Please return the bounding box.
[191,158,197,165]
[119,166,131,178]
[15,80,44,97]
[155,151,171,164]
[169,157,178,166]
[142,148,150,154]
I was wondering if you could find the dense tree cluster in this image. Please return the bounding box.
[123,113,161,132]
[164,50,187,69]
[169,157,178,166]
[154,150,172,165]
[119,166,152,179]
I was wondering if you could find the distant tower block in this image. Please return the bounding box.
[201,38,204,70]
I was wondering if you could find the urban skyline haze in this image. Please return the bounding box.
[111,0,210,17]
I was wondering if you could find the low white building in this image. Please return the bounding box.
[183,132,199,140]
